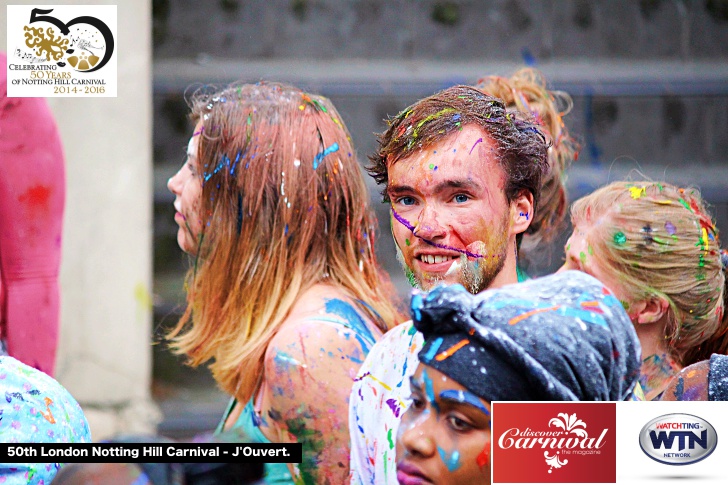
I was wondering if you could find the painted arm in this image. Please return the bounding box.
[0,52,65,375]
[262,319,370,485]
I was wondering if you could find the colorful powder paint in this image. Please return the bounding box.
[435,339,470,361]
[283,417,326,485]
[405,238,410,246]
[642,225,654,245]
[324,298,376,353]
[421,337,443,362]
[387,428,395,449]
[274,351,306,370]
[613,232,627,246]
[439,390,489,415]
[579,251,587,264]
[665,221,677,235]
[437,447,462,472]
[385,399,401,418]
[411,293,424,322]
[629,186,646,199]
[313,143,339,169]
[469,137,483,155]
[422,369,439,413]
[354,372,392,391]
[672,375,685,401]
[476,443,490,468]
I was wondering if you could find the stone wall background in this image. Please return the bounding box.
[151,0,728,436]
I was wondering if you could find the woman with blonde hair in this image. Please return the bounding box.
[167,82,402,484]
[561,181,727,400]
[476,68,579,259]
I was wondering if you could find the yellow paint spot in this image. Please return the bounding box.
[629,186,646,199]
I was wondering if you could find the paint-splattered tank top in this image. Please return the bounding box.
[215,398,294,484]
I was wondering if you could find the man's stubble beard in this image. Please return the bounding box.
[395,215,511,295]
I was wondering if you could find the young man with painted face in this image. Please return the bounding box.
[349,85,550,485]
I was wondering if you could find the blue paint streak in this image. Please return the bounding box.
[313,142,340,169]
[437,447,461,472]
[274,351,302,369]
[230,149,243,175]
[324,298,376,354]
[423,368,439,414]
[422,337,443,363]
[204,154,231,182]
[440,390,489,415]
[411,292,423,322]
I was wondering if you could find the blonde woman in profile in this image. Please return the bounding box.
[561,182,727,400]
[167,82,402,484]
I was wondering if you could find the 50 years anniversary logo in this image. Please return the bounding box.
[6,5,117,97]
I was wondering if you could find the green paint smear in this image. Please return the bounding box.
[613,232,627,246]
[679,198,692,212]
[387,428,394,449]
[285,417,326,485]
[405,238,410,246]
[579,251,587,264]
[405,266,417,287]
[588,245,594,255]
[566,243,571,251]
[621,300,630,310]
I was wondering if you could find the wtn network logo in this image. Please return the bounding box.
[639,414,718,465]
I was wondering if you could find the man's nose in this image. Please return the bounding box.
[413,204,446,240]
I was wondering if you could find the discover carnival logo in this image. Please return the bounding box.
[639,413,718,466]
[492,403,616,483]
[6,5,117,97]
[499,413,608,474]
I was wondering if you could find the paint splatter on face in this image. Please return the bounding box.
[396,365,491,485]
[560,224,630,306]
[387,125,514,294]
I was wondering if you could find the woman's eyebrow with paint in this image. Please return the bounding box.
[409,376,424,391]
[438,390,490,415]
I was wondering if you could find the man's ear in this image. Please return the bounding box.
[509,189,535,236]
[631,296,670,325]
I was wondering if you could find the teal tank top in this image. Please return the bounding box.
[215,398,295,484]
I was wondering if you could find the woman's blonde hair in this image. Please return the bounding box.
[476,68,579,249]
[571,181,727,366]
[167,82,402,402]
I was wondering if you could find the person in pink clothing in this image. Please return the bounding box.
[0,52,65,375]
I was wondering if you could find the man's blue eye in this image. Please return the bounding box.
[399,197,416,206]
[454,194,469,203]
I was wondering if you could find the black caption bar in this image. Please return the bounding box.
[0,443,302,464]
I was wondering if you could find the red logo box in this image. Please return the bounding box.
[492,402,616,483]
